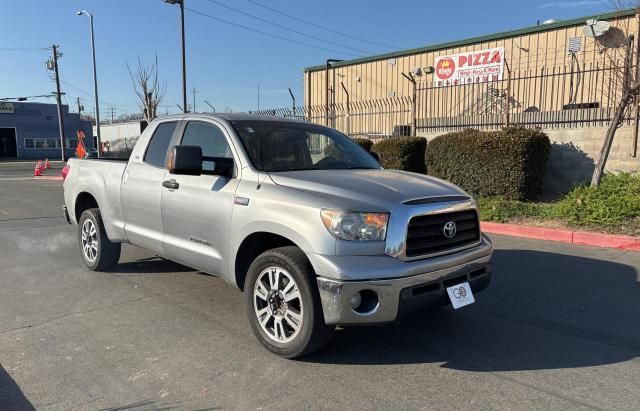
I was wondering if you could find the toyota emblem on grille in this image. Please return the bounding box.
[442,221,457,239]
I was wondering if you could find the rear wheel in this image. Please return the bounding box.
[78,208,121,271]
[244,246,334,358]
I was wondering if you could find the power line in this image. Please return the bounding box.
[0,46,50,51]
[185,7,361,58]
[246,0,400,50]
[204,0,370,55]
[58,78,137,112]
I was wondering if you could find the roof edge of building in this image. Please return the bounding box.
[303,8,637,72]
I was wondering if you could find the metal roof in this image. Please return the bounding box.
[304,9,637,72]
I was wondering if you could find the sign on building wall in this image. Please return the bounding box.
[0,102,15,114]
[433,47,505,87]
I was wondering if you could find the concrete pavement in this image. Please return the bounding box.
[0,176,639,410]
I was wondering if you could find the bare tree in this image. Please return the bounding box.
[590,3,639,186]
[127,54,166,124]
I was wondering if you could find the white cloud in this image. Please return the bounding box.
[538,0,607,8]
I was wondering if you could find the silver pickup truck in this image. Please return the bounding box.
[63,113,493,358]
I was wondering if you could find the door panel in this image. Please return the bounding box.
[121,121,178,255]
[121,163,168,254]
[161,120,238,275]
[162,174,239,274]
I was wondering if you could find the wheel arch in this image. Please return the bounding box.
[74,191,99,223]
[235,231,306,291]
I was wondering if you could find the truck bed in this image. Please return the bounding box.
[63,157,129,241]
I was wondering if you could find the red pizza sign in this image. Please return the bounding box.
[433,47,505,87]
[435,57,456,80]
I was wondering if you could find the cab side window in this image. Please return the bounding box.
[144,121,177,168]
[181,122,233,173]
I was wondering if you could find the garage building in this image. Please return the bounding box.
[0,101,94,160]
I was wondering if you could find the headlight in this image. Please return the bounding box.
[320,210,389,241]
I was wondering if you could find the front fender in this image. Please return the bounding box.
[227,217,336,287]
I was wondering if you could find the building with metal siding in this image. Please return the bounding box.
[301,9,639,137]
[0,101,94,159]
[305,10,637,105]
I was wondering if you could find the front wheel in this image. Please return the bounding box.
[78,208,121,271]
[244,246,334,358]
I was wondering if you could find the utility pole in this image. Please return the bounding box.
[163,0,187,113]
[49,45,66,161]
[76,10,102,156]
[109,107,116,123]
[76,97,83,115]
[191,87,197,112]
[257,84,260,111]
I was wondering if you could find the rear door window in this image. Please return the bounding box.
[144,122,177,167]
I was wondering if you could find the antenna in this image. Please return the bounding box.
[584,19,611,38]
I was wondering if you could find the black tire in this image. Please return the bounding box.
[78,208,121,271]
[244,246,334,359]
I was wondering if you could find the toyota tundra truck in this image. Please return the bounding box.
[62,113,493,358]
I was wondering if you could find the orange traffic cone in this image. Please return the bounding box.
[45,158,50,169]
[34,162,42,177]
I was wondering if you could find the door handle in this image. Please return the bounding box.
[162,179,179,190]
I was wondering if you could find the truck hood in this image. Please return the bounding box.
[268,169,469,211]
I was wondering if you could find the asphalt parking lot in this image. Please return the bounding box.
[1,162,639,410]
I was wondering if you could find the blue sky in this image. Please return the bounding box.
[1,0,614,116]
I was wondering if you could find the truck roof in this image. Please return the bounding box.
[153,112,310,124]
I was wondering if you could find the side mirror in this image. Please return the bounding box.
[208,157,234,178]
[370,151,380,162]
[168,145,202,175]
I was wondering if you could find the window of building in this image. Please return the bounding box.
[24,138,63,149]
[144,122,177,168]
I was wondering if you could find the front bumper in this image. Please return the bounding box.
[315,237,492,325]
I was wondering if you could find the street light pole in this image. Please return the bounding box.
[164,0,188,113]
[76,10,102,157]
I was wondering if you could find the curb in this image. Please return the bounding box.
[481,222,640,252]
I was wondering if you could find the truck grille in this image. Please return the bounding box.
[405,210,480,258]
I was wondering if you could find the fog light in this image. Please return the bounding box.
[350,292,362,310]
[351,289,380,315]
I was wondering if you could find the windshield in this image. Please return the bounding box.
[231,120,381,172]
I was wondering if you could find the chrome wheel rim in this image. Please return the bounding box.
[254,266,303,343]
[81,219,98,263]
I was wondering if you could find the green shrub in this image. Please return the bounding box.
[352,138,373,152]
[549,173,640,226]
[475,173,640,234]
[426,127,551,200]
[477,197,545,223]
[372,137,427,174]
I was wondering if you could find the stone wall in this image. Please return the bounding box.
[542,127,639,196]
